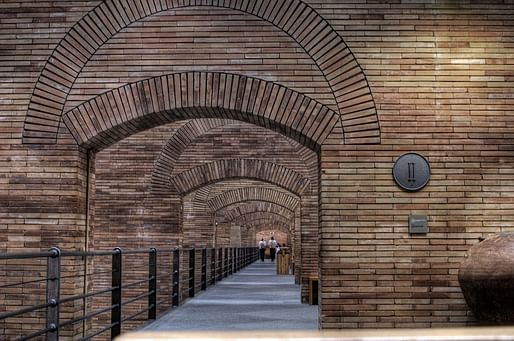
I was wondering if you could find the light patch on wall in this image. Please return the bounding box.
[451,59,485,64]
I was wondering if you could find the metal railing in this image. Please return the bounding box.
[0,246,258,340]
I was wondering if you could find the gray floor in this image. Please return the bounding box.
[141,260,318,331]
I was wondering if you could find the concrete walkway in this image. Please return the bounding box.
[141,260,318,331]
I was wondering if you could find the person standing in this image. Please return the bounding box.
[258,238,266,262]
[268,236,277,262]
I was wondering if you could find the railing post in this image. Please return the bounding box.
[210,248,216,285]
[237,248,241,271]
[172,248,180,307]
[229,248,232,275]
[217,248,223,282]
[201,248,207,291]
[188,248,195,298]
[234,248,238,272]
[223,248,228,278]
[232,248,236,275]
[148,248,157,320]
[111,247,122,339]
[46,247,60,341]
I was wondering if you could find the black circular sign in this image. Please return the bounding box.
[392,153,430,191]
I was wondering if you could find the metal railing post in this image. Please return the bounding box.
[188,248,195,298]
[148,248,157,320]
[201,248,207,291]
[217,248,223,281]
[211,248,216,285]
[236,248,241,272]
[172,248,180,307]
[229,248,234,275]
[111,247,122,339]
[210,248,216,285]
[223,248,228,278]
[46,247,61,341]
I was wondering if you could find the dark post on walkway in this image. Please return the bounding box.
[201,248,207,291]
[111,247,122,339]
[210,248,216,285]
[148,248,157,320]
[188,248,195,298]
[172,248,180,307]
[46,247,61,341]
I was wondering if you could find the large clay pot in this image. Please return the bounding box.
[458,232,514,323]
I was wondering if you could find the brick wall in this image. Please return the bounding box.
[1,0,514,335]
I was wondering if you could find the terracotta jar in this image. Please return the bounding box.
[458,232,514,323]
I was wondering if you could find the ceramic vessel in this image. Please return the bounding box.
[458,233,514,322]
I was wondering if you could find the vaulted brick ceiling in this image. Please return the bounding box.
[218,201,295,222]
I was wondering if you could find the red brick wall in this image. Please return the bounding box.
[2,0,514,334]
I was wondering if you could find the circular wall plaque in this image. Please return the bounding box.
[392,153,430,191]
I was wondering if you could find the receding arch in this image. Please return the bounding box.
[208,187,299,212]
[252,224,291,234]
[232,211,292,227]
[60,72,339,152]
[219,201,294,222]
[23,0,380,145]
[170,159,310,196]
[151,118,232,194]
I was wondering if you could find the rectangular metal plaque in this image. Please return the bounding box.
[409,215,428,234]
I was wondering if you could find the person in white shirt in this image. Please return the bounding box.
[268,236,277,262]
[258,238,266,262]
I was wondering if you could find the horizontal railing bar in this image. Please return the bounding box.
[77,322,117,341]
[121,278,151,290]
[0,246,231,260]
[60,250,116,257]
[59,304,116,328]
[59,286,116,305]
[15,325,54,341]
[122,291,154,306]
[0,301,49,320]
[122,249,155,255]
[121,306,152,323]
[0,276,48,289]
[0,251,54,259]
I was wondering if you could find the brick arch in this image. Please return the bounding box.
[232,211,292,227]
[170,159,310,196]
[151,118,232,194]
[253,225,290,236]
[61,72,339,152]
[23,0,380,146]
[208,187,299,212]
[220,201,294,222]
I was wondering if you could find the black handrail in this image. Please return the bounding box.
[0,245,258,340]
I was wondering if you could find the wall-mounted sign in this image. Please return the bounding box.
[392,153,430,191]
[409,215,428,234]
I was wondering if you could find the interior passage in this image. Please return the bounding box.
[141,260,318,331]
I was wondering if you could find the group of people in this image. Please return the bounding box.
[258,236,281,262]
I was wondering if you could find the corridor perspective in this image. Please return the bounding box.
[141,261,318,331]
[3,0,514,340]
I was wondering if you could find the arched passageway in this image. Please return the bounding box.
[2,0,420,337]
[5,0,514,337]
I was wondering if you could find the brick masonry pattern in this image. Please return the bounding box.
[1,0,514,333]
